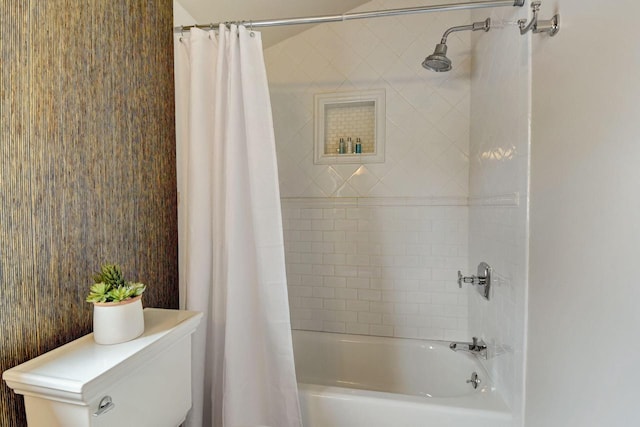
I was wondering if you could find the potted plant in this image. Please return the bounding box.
[86,263,146,345]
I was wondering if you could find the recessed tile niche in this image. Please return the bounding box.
[314,89,385,164]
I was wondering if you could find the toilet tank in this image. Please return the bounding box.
[3,308,203,427]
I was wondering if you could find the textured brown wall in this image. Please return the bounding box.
[0,2,178,425]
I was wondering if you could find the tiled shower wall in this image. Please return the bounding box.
[265,0,474,340]
[469,6,530,421]
[283,200,468,340]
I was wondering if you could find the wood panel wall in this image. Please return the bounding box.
[0,2,178,425]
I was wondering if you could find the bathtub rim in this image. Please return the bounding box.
[297,382,511,418]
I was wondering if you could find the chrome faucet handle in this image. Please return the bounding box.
[466,372,481,389]
[457,271,476,288]
[457,263,492,301]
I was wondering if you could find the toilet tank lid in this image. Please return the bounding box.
[2,308,203,400]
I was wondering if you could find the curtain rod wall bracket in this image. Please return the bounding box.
[518,1,559,36]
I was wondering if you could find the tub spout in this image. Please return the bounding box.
[449,337,487,359]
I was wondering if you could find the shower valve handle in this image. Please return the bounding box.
[457,271,485,288]
[456,263,492,301]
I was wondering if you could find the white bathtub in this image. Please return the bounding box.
[292,330,511,427]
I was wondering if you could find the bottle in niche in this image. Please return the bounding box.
[347,137,353,154]
[355,138,362,154]
[338,138,346,154]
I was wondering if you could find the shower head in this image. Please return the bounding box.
[422,18,491,72]
[422,43,451,72]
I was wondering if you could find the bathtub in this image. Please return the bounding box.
[292,330,511,427]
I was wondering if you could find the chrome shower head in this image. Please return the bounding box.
[422,18,490,72]
[422,43,451,72]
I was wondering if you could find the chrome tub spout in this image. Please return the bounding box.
[449,337,487,359]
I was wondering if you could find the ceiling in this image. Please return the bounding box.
[176,0,372,47]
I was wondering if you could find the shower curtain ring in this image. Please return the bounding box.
[179,26,185,43]
[208,23,214,39]
[250,21,255,37]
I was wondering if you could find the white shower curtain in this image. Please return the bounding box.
[174,26,302,427]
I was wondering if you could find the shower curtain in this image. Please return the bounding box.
[174,26,302,427]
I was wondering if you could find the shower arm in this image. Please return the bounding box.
[439,19,490,44]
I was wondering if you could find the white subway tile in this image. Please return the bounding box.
[289,286,313,297]
[288,263,312,275]
[394,303,419,314]
[394,279,419,291]
[289,241,312,253]
[286,274,302,286]
[358,312,382,324]
[393,255,420,267]
[301,275,323,286]
[347,277,370,289]
[346,231,369,242]
[405,244,431,255]
[323,231,345,242]
[356,242,381,255]
[346,300,370,311]
[382,291,405,302]
[431,268,458,281]
[370,255,394,266]
[300,253,323,264]
[346,254,371,266]
[323,208,346,219]
[431,316,460,329]
[431,293,459,306]
[335,265,359,277]
[323,276,347,288]
[313,287,335,299]
[300,230,324,242]
[291,309,312,320]
[312,264,335,276]
[370,301,394,313]
[334,219,358,230]
[334,241,357,253]
[407,292,431,303]
[323,253,346,265]
[312,219,334,231]
[300,208,323,219]
[284,230,301,242]
[323,299,346,310]
[298,297,324,309]
[358,289,382,301]
[311,242,334,253]
[335,288,358,300]
[369,278,394,290]
[404,315,431,328]
[290,219,311,230]
[357,266,381,278]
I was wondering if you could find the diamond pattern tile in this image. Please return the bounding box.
[265,0,471,199]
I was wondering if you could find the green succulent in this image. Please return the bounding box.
[86,263,146,303]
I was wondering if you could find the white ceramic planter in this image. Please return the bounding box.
[92,296,144,345]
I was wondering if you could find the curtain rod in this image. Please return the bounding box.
[173,0,524,32]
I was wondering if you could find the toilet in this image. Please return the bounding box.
[3,308,202,427]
